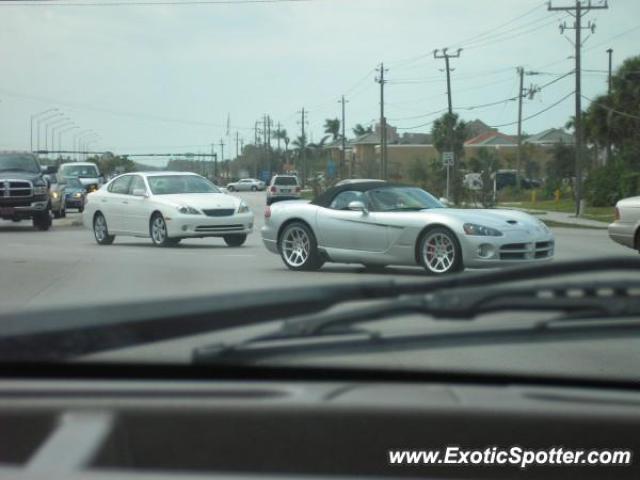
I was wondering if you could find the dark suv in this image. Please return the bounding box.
[0,152,52,231]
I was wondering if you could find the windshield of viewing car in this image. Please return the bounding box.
[0,0,638,380]
[148,175,220,195]
[366,187,444,211]
[59,164,99,178]
[0,154,39,173]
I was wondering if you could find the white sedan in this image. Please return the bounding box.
[83,172,254,247]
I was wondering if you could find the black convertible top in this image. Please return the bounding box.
[310,180,404,208]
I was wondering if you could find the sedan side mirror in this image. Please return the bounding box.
[348,200,368,213]
[132,188,148,198]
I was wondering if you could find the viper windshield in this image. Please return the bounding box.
[367,187,444,211]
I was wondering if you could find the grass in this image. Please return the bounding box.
[300,190,314,200]
[500,198,615,223]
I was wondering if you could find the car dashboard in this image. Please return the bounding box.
[0,365,638,480]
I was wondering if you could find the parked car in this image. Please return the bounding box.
[83,172,254,247]
[226,178,265,192]
[262,180,554,275]
[267,174,301,205]
[63,176,86,212]
[43,173,67,219]
[0,152,52,230]
[608,195,640,251]
[58,162,104,191]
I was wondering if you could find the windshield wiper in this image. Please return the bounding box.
[191,279,640,363]
[0,257,639,361]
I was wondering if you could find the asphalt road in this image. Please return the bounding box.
[0,191,636,315]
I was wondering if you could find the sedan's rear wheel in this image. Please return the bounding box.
[93,212,114,245]
[228,186,235,192]
[251,185,257,192]
[279,222,324,271]
[418,227,463,275]
[150,213,174,247]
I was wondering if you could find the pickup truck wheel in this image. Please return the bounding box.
[33,211,52,231]
[93,212,115,245]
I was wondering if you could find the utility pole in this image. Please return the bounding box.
[549,0,608,216]
[298,108,307,185]
[375,63,388,179]
[339,95,348,178]
[236,131,240,160]
[434,48,462,201]
[606,47,613,165]
[516,68,540,188]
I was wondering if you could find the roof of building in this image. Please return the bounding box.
[465,119,497,139]
[525,128,574,144]
[464,131,517,146]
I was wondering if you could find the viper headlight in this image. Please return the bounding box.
[177,205,201,215]
[463,223,503,236]
[537,219,550,233]
[237,201,250,214]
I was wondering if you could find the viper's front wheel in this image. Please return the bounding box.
[418,227,463,275]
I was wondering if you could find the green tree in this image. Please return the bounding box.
[431,112,467,203]
[323,118,340,142]
[352,124,373,137]
[470,148,500,207]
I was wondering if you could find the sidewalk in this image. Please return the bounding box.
[503,207,609,229]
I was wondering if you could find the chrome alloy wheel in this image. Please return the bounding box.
[151,215,167,244]
[94,214,107,242]
[422,231,456,273]
[282,226,311,267]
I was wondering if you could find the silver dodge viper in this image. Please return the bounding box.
[261,180,554,274]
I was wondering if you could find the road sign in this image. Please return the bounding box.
[442,151,454,167]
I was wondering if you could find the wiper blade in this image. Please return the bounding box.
[1,257,640,360]
[193,280,640,363]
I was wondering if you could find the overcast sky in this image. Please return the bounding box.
[0,0,638,159]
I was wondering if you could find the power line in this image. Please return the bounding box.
[582,94,640,121]
[489,90,574,128]
[1,0,314,6]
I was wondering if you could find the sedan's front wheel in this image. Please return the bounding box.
[418,227,463,275]
[93,212,115,245]
[279,222,324,271]
[150,213,174,247]
[223,234,247,247]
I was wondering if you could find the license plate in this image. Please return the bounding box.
[0,207,15,216]
[281,189,290,193]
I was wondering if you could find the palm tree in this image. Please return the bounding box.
[323,118,340,142]
[431,112,467,204]
[352,124,373,137]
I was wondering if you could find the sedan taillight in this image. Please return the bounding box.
[270,186,277,193]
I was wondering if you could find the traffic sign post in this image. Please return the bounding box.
[442,152,454,201]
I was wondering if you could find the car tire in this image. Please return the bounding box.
[149,213,175,247]
[78,206,84,213]
[228,186,235,192]
[278,222,324,271]
[223,234,247,247]
[417,227,463,275]
[33,211,52,231]
[93,212,114,244]
[61,201,66,218]
[251,186,257,192]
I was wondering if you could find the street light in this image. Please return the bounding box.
[76,131,99,161]
[44,117,70,154]
[50,120,74,154]
[30,108,58,152]
[36,111,63,152]
[57,125,79,160]
[73,130,95,161]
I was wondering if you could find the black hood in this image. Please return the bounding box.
[0,171,43,182]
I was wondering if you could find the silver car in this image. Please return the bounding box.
[226,178,265,192]
[261,180,554,275]
[609,196,640,251]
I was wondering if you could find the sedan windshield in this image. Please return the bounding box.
[59,165,99,178]
[148,175,220,195]
[367,187,444,212]
[0,154,40,174]
[64,177,83,189]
